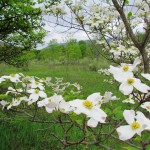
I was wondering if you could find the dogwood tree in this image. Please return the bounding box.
[0,0,150,149]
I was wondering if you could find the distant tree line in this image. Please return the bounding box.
[37,39,103,64]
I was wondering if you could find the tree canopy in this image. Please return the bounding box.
[0,0,46,66]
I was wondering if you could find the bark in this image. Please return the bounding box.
[112,0,150,73]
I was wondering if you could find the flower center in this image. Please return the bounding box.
[35,89,39,94]
[146,106,150,110]
[131,122,141,130]
[10,74,15,77]
[35,81,39,85]
[93,18,97,23]
[41,78,45,81]
[127,98,130,101]
[123,65,129,71]
[83,100,93,109]
[127,78,134,84]
[61,108,65,111]
[48,98,51,102]
[17,97,20,101]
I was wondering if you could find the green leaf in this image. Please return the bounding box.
[128,12,132,18]
[113,106,123,120]
[125,146,138,150]
[146,145,150,150]
[125,0,129,4]
[69,112,84,125]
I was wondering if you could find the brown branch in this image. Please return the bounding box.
[112,0,141,49]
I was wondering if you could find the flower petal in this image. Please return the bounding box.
[87,118,98,128]
[136,111,150,131]
[133,81,149,93]
[116,125,136,141]
[45,106,54,113]
[141,73,150,81]
[69,99,83,107]
[89,107,107,123]
[39,91,47,98]
[123,110,135,124]
[87,93,102,104]
[119,83,133,95]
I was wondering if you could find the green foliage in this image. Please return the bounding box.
[38,39,102,65]
[0,0,45,48]
[125,0,129,4]
[127,12,132,18]
[0,43,37,67]
[0,0,46,66]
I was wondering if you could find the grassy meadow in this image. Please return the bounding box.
[0,59,136,150]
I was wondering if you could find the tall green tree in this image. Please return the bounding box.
[0,0,46,66]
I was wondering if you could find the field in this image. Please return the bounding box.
[0,60,136,150]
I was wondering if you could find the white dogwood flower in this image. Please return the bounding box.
[122,95,135,104]
[69,93,107,124]
[108,58,141,81]
[102,91,119,103]
[6,87,23,95]
[118,76,149,95]
[116,110,150,141]
[59,101,72,114]
[7,96,27,109]
[141,102,150,112]
[27,89,47,105]
[37,95,64,113]
[3,74,21,83]
[87,118,99,128]
[30,80,45,90]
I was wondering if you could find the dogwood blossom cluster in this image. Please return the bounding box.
[110,44,139,59]
[44,0,149,64]
[0,60,150,141]
[108,58,150,95]
[0,73,80,108]
[0,73,120,128]
[0,0,149,144]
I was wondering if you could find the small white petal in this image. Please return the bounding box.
[136,111,150,130]
[39,91,47,98]
[116,125,136,141]
[89,107,107,123]
[119,83,133,95]
[87,93,102,104]
[69,100,83,107]
[37,101,45,107]
[123,110,135,124]
[87,118,98,128]
[59,101,71,114]
[46,102,57,109]
[29,94,39,101]
[45,106,54,113]
[141,73,150,81]
[133,82,149,93]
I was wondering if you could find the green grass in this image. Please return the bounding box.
[0,60,136,150]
